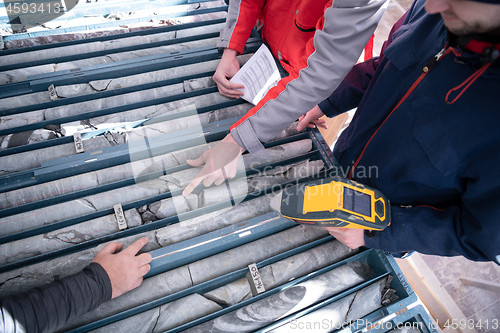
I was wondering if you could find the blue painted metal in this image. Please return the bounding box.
[0,81,32,99]
[309,127,337,170]
[1,5,229,40]
[255,249,420,333]
[3,0,219,24]
[0,85,219,136]
[0,38,261,100]
[0,99,245,158]
[0,115,235,192]
[30,45,219,91]
[65,236,335,333]
[0,18,225,56]
[0,32,221,72]
[0,167,332,274]
[146,212,296,277]
[0,129,308,207]
[364,305,437,333]
[0,70,217,117]
[0,150,318,243]
[256,276,391,333]
[166,250,383,333]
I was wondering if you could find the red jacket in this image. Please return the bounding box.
[217,0,387,153]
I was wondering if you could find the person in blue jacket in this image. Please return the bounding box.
[297,0,500,263]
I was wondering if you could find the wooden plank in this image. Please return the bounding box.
[318,113,351,148]
[460,277,500,293]
[396,255,477,333]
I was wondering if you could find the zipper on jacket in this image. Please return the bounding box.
[348,46,448,180]
[423,46,447,73]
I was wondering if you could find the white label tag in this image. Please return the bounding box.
[73,132,84,154]
[48,84,57,101]
[247,263,265,295]
[113,204,128,230]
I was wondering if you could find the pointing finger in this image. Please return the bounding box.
[183,175,204,196]
[123,237,149,256]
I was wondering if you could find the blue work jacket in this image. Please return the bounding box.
[319,0,500,263]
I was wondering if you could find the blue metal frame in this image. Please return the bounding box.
[0,165,333,273]
[0,18,225,56]
[1,5,228,41]
[365,305,438,333]
[0,32,221,72]
[0,38,261,99]
[254,249,419,333]
[146,212,296,277]
[0,70,218,117]
[0,149,317,242]
[65,236,336,333]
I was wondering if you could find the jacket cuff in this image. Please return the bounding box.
[318,99,344,118]
[231,121,265,154]
[217,30,245,54]
[86,262,113,302]
[363,231,381,250]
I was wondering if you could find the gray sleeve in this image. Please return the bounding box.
[0,263,112,333]
[217,0,242,49]
[231,0,388,154]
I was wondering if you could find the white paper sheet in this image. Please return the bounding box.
[230,44,281,105]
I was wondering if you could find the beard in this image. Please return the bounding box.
[443,15,500,36]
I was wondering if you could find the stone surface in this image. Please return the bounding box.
[183,77,216,92]
[0,230,159,298]
[152,294,223,333]
[204,240,356,307]
[61,265,192,331]
[187,225,330,285]
[205,278,252,307]
[0,198,97,237]
[56,84,96,98]
[271,277,390,333]
[0,172,99,209]
[45,84,185,121]
[185,261,371,333]
[155,195,273,246]
[0,208,141,265]
[88,292,224,333]
[148,196,190,220]
[0,110,45,131]
[0,64,56,86]
[0,91,51,110]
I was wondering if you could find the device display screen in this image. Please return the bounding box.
[343,187,371,216]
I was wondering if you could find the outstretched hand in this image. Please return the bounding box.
[324,227,365,249]
[297,105,328,131]
[92,237,152,299]
[213,48,245,99]
[182,133,244,196]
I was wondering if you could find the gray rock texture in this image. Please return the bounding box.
[155,195,273,246]
[0,209,142,265]
[91,294,223,333]
[270,276,391,333]
[185,261,371,333]
[57,225,328,331]
[0,231,160,298]
[204,240,356,306]
[187,225,329,285]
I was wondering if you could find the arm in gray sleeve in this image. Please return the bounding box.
[0,263,112,333]
[217,0,265,53]
[230,0,388,154]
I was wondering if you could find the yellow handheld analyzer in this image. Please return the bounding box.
[269,176,391,231]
